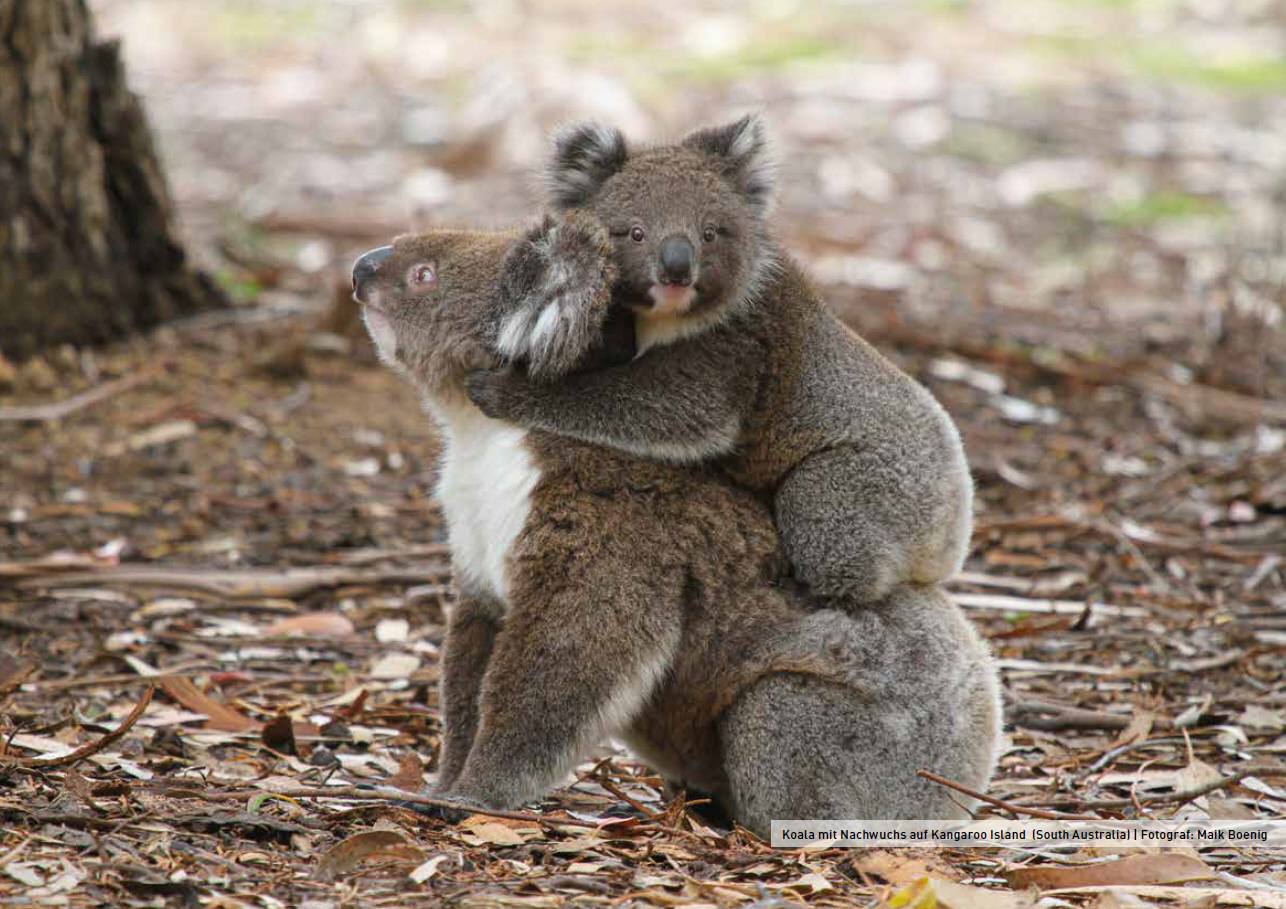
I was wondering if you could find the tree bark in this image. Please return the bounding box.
[0,0,223,361]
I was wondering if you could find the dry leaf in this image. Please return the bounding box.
[1110,708,1155,748]
[1044,886,1286,909]
[1005,853,1213,890]
[315,830,425,881]
[370,652,421,679]
[774,872,832,894]
[888,877,1035,909]
[1205,796,1256,820]
[376,617,410,642]
[858,849,961,887]
[384,751,425,792]
[159,676,261,732]
[458,816,528,846]
[409,854,449,884]
[264,612,355,637]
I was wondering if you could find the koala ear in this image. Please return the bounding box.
[546,122,630,209]
[680,114,775,212]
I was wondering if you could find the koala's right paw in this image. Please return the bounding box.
[494,211,616,381]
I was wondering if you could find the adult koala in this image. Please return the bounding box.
[351,214,1001,836]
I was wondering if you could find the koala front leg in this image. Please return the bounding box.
[467,329,757,463]
[436,591,503,791]
[443,586,682,810]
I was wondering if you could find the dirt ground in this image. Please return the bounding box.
[2,0,1285,906]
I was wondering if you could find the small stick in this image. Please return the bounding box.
[11,686,153,768]
[242,786,695,835]
[1077,767,1268,810]
[916,769,1092,820]
[0,371,154,423]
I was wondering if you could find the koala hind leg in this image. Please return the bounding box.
[774,445,969,605]
[719,673,972,838]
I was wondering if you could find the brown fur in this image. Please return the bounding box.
[468,117,975,607]
[352,223,1002,835]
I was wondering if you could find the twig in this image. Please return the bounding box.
[1076,767,1270,810]
[1010,696,1154,732]
[0,372,154,423]
[916,769,1091,819]
[951,592,1145,619]
[12,564,449,598]
[222,785,694,835]
[9,686,153,768]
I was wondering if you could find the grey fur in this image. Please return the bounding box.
[467,117,974,606]
[352,224,1002,836]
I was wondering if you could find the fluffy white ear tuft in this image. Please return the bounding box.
[680,113,776,213]
[546,122,630,209]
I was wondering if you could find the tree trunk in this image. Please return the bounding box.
[0,0,223,361]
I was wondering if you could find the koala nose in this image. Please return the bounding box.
[658,235,695,286]
[352,245,393,303]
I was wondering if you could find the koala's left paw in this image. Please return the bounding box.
[493,212,615,381]
[466,367,524,420]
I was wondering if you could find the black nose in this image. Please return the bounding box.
[658,235,695,286]
[352,246,393,302]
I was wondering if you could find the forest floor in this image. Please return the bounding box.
[3,0,1286,906]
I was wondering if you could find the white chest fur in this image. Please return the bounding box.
[432,402,541,605]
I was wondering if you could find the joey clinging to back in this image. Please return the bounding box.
[469,116,976,606]
[540,119,778,355]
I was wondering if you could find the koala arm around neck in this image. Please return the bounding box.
[468,325,757,463]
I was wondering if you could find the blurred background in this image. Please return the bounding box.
[2,4,1284,893]
[92,0,1286,387]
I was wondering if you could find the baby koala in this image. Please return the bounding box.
[351,217,1001,835]
[467,116,973,608]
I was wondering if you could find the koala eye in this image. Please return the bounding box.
[410,264,437,287]
[702,227,717,243]
[629,226,646,243]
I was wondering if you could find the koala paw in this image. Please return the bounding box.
[413,792,479,824]
[493,212,615,381]
[465,367,523,420]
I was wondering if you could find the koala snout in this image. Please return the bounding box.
[658,234,695,286]
[352,245,393,303]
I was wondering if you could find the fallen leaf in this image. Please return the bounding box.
[409,854,449,884]
[774,872,832,894]
[889,877,1035,909]
[264,612,355,637]
[384,751,424,792]
[1005,853,1213,890]
[261,712,297,756]
[315,830,425,881]
[858,850,961,888]
[376,617,410,642]
[128,419,196,450]
[1236,704,1285,732]
[459,815,528,846]
[1110,708,1155,748]
[370,652,420,679]
[159,676,261,732]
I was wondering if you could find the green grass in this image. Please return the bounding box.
[1106,191,1229,227]
[212,3,328,52]
[215,269,263,305]
[1131,48,1286,94]
[666,35,849,82]
[941,124,1033,166]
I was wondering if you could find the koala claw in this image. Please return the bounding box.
[364,784,478,823]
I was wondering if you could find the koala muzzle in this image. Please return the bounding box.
[658,235,695,287]
[352,245,393,303]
